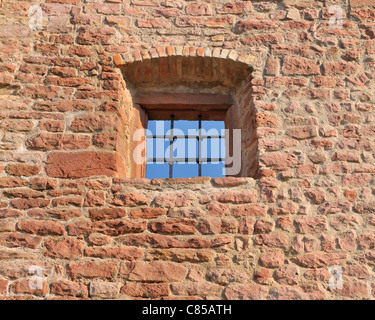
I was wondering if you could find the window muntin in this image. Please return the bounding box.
[146,116,226,179]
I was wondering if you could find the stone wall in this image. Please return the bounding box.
[0,0,375,299]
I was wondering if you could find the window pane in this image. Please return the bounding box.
[146,163,169,179]
[173,163,198,178]
[174,120,198,134]
[146,119,227,179]
[202,162,225,178]
[201,137,222,162]
[202,120,225,131]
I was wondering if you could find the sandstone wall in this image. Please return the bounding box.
[0,0,375,299]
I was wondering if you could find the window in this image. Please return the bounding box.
[146,116,226,179]
[132,91,246,179]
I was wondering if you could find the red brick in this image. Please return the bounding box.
[9,279,48,296]
[93,220,146,236]
[17,220,65,236]
[224,284,268,300]
[292,253,347,268]
[154,193,194,207]
[5,164,41,177]
[130,208,166,219]
[11,199,51,210]
[232,204,267,217]
[121,282,169,298]
[186,3,212,16]
[89,208,127,220]
[27,133,91,151]
[67,261,119,280]
[44,237,83,259]
[260,252,285,268]
[149,219,197,235]
[50,280,88,297]
[0,177,28,188]
[46,152,126,178]
[85,247,143,260]
[282,56,320,75]
[112,193,150,207]
[120,261,187,282]
[0,232,42,249]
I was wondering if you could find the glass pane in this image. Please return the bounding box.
[146,163,169,179]
[174,120,198,134]
[202,162,225,178]
[146,120,227,179]
[147,120,171,135]
[202,120,225,131]
[201,137,222,162]
[173,163,198,178]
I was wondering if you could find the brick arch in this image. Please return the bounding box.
[112,45,253,89]
[109,46,261,179]
[112,46,256,68]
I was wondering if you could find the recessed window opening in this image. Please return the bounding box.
[146,116,226,179]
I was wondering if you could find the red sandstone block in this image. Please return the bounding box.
[286,125,318,140]
[112,193,150,207]
[282,56,320,75]
[46,151,125,178]
[120,261,187,282]
[39,120,64,132]
[89,207,127,220]
[259,153,299,168]
[292,253,347,268]
[70,114,119,132]
[130,208,166,219]
[149,218,197,235]
[11,198,51,210]
[152,8,180,18]
[154,193,194,208]
[44,237,83,259]
[199,218,238,234]
[214,191,258,204]
[254,234,288,249]
[92,220,146,236]
[67,261,119,280]
[224,284,267,300]
[217,2,252,14]
[85,247,143,260]
[27,133,91,151]
[236,20,277,33]
[0,232,42,249]
[295,216,327,234]
[17,220,65,236]
[351,0,375,7]
[232,204,267,217]
[186,3,212,16]
[121,282,169,298]
[175,16,233,28]
[5,164,41,177]
[0,177,28,188]
[260,252,285,268]
[84,191,105,207]
[67,220,92,236]
[50,280,88,297]
[137,18,171,28]
[9,279,48,297]
[256,113,280,128]
[0,279,8,295]
[52,197,84,207]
